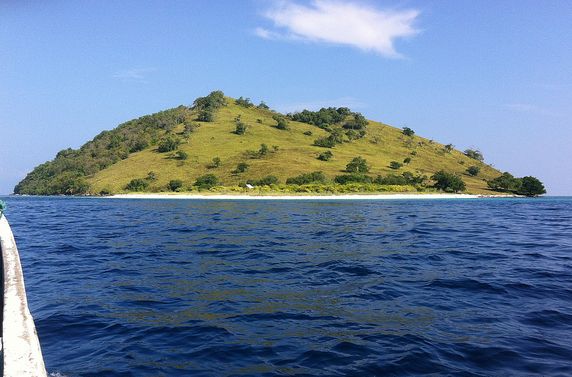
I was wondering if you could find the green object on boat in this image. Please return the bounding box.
[0,200,6,219]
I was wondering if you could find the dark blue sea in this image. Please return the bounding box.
[2,196,572,377]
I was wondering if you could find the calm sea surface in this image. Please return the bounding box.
[2,196,572,376]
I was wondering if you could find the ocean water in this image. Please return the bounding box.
[2,196,572,376]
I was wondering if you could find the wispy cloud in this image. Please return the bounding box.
[256,0,420,58]
[505,103,561,118]
[113,68,156,83]
[274,96,367,113]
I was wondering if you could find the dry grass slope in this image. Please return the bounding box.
[88,98,500,194]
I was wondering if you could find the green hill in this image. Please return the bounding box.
[15,91,514,196]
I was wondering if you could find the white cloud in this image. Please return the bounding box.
[113,68,156,83]
[257,0,420,58]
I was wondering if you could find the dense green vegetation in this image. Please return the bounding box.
[14,105,196,195]
[431,170,466,193]
[286,171,327,185]
[14,90,545,196]
[487,172,546,196]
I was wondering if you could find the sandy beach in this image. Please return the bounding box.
[109,193,496,200]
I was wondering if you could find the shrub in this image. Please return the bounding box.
[234,162,249,173]
[197,110,214,122]
[334,174,372,184]
[444,144,454,153]
[194,174,218,189]
[248,175,279,186]
[466,166,480,176]
[167,179,183,192]
[235,122,247,135]
[464,149,484,161]
[125,178,149,191]
[402,127,415,136]
[146,171,157,181]
[273,115,289,130]
[175,151,188,160]
[314,135,337,148]
[318,151,333,161]
[345,129,366,141]
[257,101,270,110]
[157,137,180,152]
[346,157,369,173]
[517,176,546,197]
[209,157,221,168]
[403,157,412,164]
[183,122,199,137]
[390,161,403,170]
[304,130,313,136]
[129,139,148,153]
[410,150,417,156]
[286,171,327,185]
[432,170,466,192]
[259,144,269,157]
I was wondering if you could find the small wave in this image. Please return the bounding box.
[427,278,508,295]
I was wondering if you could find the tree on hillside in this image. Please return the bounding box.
[125,178,149,192]
[432,170,466,192]
[194,174,218,189]
[444,144,454,153]
[233,162,249,173]
[389,161,403,170]
[466,166,480,176]
[235,121,247,135]
[168,180,183,192]
[273,114,289,130]
[235,96,254,108]
[346,157,369,173]
[259,144,269,157]
[343,113,368,130]
[517,176,546,197]
[464,149,484,161]
[174,150,188,160]
[257,101,270,110]
[192,90,226,111]
[157,137,180,152]
[197,110,214,122]
[318,151,333,161]
[402,127,415,136]
[487,172,521,192]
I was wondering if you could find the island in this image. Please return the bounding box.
[14,91,545,197]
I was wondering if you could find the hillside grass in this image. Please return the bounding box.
[88,99,500,194]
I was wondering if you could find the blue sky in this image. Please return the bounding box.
[1,0,571,195]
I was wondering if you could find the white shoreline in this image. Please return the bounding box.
[108,193,508,200]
